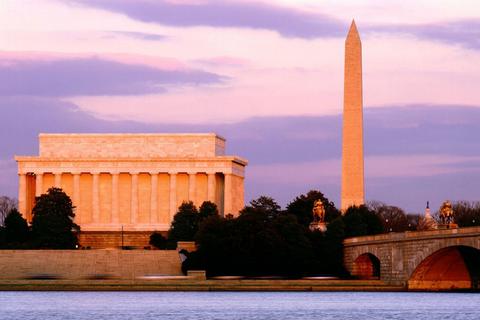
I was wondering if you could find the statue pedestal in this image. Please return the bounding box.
[437,223,458,230]
[309,222,327,232]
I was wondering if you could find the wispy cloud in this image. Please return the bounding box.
[70,0,345,39]
[0,56,224,97]
[369,19,480,49]
[69,0,480,50]
[192,56,250,68]
[104,31,167,41]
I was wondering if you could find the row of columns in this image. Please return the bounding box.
[19,171,227,225]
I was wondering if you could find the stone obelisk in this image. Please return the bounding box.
[341,20,365,212]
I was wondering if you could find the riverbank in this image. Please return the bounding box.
[0,279,405,291]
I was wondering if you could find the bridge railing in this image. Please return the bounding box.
[344,226,480,246]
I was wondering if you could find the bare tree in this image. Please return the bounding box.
[0,196,17,226]
[367,201,409,232]
[451,201,480,227]
[407,213,423,231]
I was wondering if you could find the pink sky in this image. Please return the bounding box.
[1,0,480,211]
[2,0,480,123]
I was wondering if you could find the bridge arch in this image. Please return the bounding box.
[351,252,381,279]
[408,245,480,291]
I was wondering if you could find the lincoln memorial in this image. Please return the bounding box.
[15,133,247,247]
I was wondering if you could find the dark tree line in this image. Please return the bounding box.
[0,188,79,249]
[175,190,384,278]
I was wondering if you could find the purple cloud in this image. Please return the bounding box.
[0,57,224,97]
[369,19,480,49]
[71,1,480,50]
[70,0,344,39]
[105,31,167,41]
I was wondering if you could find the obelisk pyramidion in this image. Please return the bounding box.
[341,20,365,212]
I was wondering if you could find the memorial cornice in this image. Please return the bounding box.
[15,155,247,165]
[16,156,246,176]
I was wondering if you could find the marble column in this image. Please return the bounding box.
[111,173,119,224]
[18,173,27,216]
[188,172,196,205]
[131,173,139,224]
[207,173,216,203]
[73,173,81,223]
[35,173,43,197]
[92,173,100,223]
[54,172,62,188]
[224,173,233,216]
[169,172,177,222]
[150,173,158,224]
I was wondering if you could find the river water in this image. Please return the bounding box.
[0,291,478,320]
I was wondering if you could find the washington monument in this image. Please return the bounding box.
[341,20,365,212]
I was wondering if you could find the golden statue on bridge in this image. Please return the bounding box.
[439,200,457,228]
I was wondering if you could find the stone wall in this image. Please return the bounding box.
[79,231,156,249]
[0,250,182,280]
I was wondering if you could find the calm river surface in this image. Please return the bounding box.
[0,291,479,320]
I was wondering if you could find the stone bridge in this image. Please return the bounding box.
[343,226,480,291]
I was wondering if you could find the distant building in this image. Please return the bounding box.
[16,133,247,247]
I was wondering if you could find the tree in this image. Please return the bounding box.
[406,213,421,231]
[286,190,340,227]
[150,232,168,249]
[0,196,17,227]
[4,208,29,244]
[452,201,480,227]
[343,205,383,238]
[168,201,199,242]
[198,201,219,221]
[182,215,230,274]
[307,217,347,276]
[323,217,346,273]
[0,227,5,247]
[240,196,282,222]
[247,196,281,218]
[269,214,314,277]
[368,201,409,232]
[31,187,79,249]
[190,210,315,278]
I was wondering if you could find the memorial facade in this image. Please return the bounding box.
[16,133,247,237]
